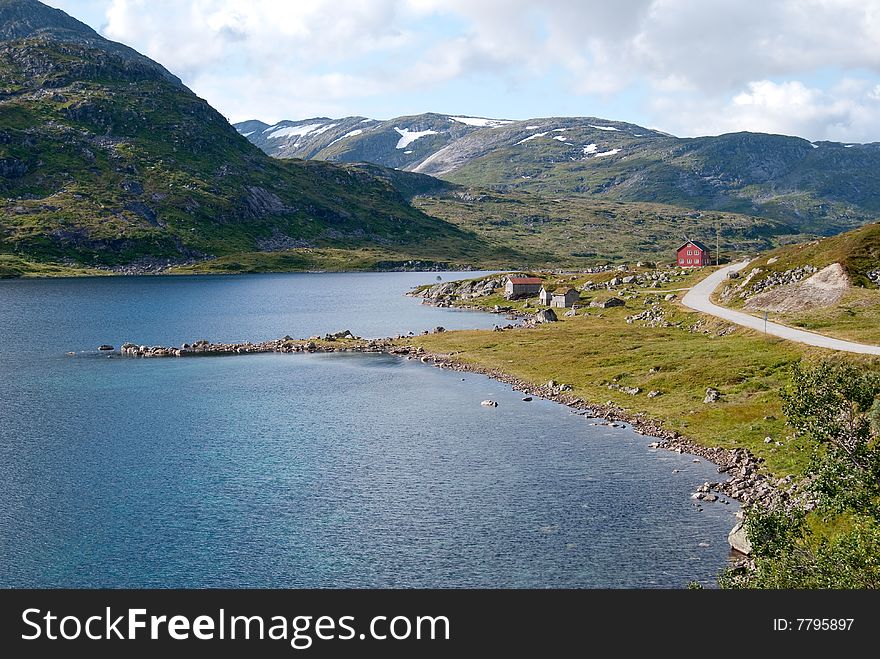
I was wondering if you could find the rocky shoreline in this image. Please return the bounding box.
[117,333,798,549]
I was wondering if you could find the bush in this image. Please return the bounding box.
[721,360,880,588]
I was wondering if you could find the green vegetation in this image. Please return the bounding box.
[721,362,880,588]
[717,223,880,344]
[780,289,880,345]
[414,190,802,268]
[0,253,107,277]
[727,222,880,290]
[169,247,494,275]
[442,131,880,235]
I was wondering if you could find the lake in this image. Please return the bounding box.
[0,271,737,587]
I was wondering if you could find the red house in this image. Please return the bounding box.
[677,240,711,267]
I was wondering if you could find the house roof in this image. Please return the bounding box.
[552,287,575,295]
[507,276,543,285]
[677,240,710,253]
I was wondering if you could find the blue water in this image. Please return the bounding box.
[0,272,737,588]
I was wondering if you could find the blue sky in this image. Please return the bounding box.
[46,0,880,142]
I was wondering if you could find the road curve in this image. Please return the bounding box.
[681,261,880,355]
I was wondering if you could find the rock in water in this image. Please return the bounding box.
[728,522,752,555]
[480,400,498,407]
[98,345,114,351]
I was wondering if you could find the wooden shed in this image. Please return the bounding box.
[505,276,543,299]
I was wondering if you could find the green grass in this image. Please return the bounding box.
[414,191,804,268]
[771,289,880,345]
[0,254,108,278]
[727,222,880,291]
[168,247,509,274]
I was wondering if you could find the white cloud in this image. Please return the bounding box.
[653,79,880,142]
[49,0,880,138]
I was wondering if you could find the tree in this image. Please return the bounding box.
[721,360,880,588]
[782,361,880,515]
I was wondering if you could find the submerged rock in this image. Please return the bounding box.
[480,400,498,407]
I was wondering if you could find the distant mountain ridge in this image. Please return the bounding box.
[237,113,880,235]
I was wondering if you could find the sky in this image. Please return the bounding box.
[45,0,880,142]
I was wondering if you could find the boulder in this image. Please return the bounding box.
[728,522,753,555]
[590,297,624,309]
[535,308,557,323]
[704,387,721,404]
[480,400,498,407]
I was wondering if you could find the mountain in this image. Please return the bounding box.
[0,0,498,273]
[238,114,880,235]
[238,113,514,172]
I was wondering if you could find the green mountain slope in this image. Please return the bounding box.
[0,0,501,273]
[413,190,798,267]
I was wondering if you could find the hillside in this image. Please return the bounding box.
[717,223,880,344]
[412,189,800,267]
[0,0,505,275]
[239,113,880,235]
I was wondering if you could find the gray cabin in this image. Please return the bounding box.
[505,276,543,299]
[550,287,579,308]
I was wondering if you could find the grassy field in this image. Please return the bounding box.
[769,288,880,345]
[413,191,803,267]
[402,268,880,478]
[168,247,507,274]
[0,254,109,278]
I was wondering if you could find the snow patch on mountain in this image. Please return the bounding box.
[552,135,568,142]
[449,116,513,128]
[516,132,548,144]
[583,143,598,155]
[266,123,325,140]
[593,148,621,157]
[240,131,255,137]
[525,125,540,129]
[328,128,365,147]
[394,127,439,149]
[311,123,338,136]
[589,124,620,131]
